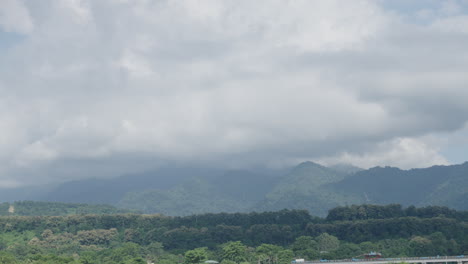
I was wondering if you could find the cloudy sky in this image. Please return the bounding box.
[1,0,468,187]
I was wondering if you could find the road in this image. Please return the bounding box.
[300,256,468,264]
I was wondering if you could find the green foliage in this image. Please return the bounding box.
[221,260,237,264]
[26,254,77,264]
[277,249,294,264]
[316,233,339,252]
[185,247,208,264]
[0,251,18,264]
[0,201,137,216]
[327,204,467,221]
[256,243,284,264]
[222,241,247,263]
[291,236,318,259]
[145,241,165,258]
[0,205,465,263]
[334,243,361,259]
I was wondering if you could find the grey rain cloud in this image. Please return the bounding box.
[0,0,468,187]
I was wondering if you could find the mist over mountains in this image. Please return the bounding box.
[1,162,466,216]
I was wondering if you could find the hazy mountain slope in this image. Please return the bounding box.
[0,185,56,202]
[118,178,245,216]
[422,163,468,209]
[41,167,224,204]
[17,162,467,216]
[117,170,280,215]
[330,162,468,210]
[253,162,362,216]
[328,163,363,174]
[207,170,281,201]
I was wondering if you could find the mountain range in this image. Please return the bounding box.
[0,162,466,216]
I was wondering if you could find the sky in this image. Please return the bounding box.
[1,0,468,187]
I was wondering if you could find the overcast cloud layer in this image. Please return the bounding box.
[1,0,468,187]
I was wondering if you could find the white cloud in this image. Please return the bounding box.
[0,0,34,34]
[317,137,450,169]
[431,15,468,33]
[0,0,467,186]
[60,0,92,25]
[15,140,58,167]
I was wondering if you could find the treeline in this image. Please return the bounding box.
[0,212,464,248]
[327,204,468,221]
[0,201,139,216]
[0,204,466,263]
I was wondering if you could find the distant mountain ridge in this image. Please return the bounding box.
[40,167,227,204]
[254,161,359,216]
[117,169,281,215]
[331,162,468,209]
[1,162,466,216]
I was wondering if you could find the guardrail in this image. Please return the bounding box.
[299,255,466,264]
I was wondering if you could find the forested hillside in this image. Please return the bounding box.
[40,168,282,216]
[0,201,138,216]
[40,168,229,204]
[331,162,468,210]
[3,162,467,216]
[254,162,360,216]
[118,170,279,215]
[0,204,466,263]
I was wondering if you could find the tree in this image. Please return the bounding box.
[0,252,17,264]
[222,241,247,264]
[79,251,98,264]
[334,243,361,259]
[277,249,294,264]
[316,233,339,253]
[291,236,319,259]
[256,244,283,264]
[221,260,237,264]
[359,241,375,253]
[146,241,165,261]
[108,242,143,263]
[76,228,118,245]
[429,232,448,255]
[185,247,208,264]
[409,236,432,256]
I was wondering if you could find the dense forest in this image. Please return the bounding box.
[0,204,466,263]
[0,201,139,216]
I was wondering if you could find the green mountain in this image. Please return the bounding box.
[118,170,280,216]
[254,162,362,216]
[330,162,468,210]
[118,178,244,216]
[117,162,467,216]
[117,162,361,216]
[8,162,467,216]
[40,167,226,204]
